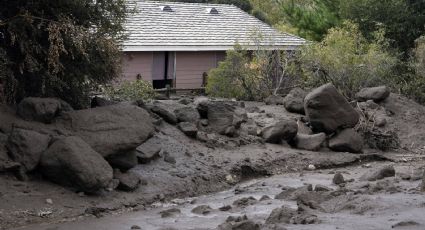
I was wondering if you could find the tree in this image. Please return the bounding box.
[298,21,398,99]
[0,0,129,108]
[338,0,425,56]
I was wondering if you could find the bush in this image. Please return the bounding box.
[104,80,156,101]
[298,21,399,99]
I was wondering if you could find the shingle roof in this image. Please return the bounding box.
[123,0,306,51]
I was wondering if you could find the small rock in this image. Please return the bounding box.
[232,197,257,207]
[261,119,298,144]
[264,95,284,105]
[163,152,176,164]
[159,208,181,218]
[178,122,198,138]
[356,86,390,102]
[314,184,332,192]
[307,164,316,171]
[45,199,53,205]
[332,173,345,185]
[131,225,142,229]
[136,137,162,164]
[106,151,138,172]
[219,205,232,211]
[391,220,420,228]
[260,195,271,201]
[294,133,326,151]
[150,103,177,124]
[191,205,213,215]
[174,107,200,123]
[114,170,141,192]
[360,165,396,181]
[329,128,363,153]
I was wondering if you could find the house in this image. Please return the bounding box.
[122,0,305,89]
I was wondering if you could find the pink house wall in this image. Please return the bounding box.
[122,52,153,82]
[175,51,226,88]
[121,51,226,88]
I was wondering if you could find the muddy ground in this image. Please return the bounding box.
[1,94,425,230]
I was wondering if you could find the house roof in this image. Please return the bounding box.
[122,1,306,52]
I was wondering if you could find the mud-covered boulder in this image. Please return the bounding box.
[17,97,73,124]
[360,165,395,181]
[262,119,298,144]
[329,128,363,153]
[114,170,141,191]
[265,95,285,105]
[207,102,236,134]
[106,151,138,172]
[194,97,209,118]
[294,133,326,151]
[6,128,51,171]
[283,88,307,114]
[266,206,297,224]
[174,107,200,123]
[55,104,154,157]
[356,86,390,102]
[178,122,198,138]
[150,103,178,124]
[304,83,359,133]
[40,136,113,192]
[135,136,162,164]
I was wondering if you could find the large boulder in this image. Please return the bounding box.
[264,95,285,105]
[55,104,154,157]
[304,83,359,133]
[106,151,138,172]
[261,119,298,144]
[356,86,390,102]
[17,97,73,123]
[207,102,237,134]
[174,107,200,123]
[328,128,363,153]
[6,128,51,171]
[294,133,326,151]
[283,88,307,114]
[40,136,113,192]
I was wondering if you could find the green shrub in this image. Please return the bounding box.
[104,80,156,101]
[298,21,399,99]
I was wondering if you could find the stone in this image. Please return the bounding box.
[159,208,181,218]
[194,96,209,118]
[178,97,192,105]
[261,119,298,144]
[40,136,113,192]
[283,88,307,114]
[332,173,345,185]
[106,151,138,172]
[114,170,141,191]
[304,83,359,133]
[55,104,154,157]
[163,152,176,164]
[356,86,390,102]
[131,225,142,229]
[360,165,396,181]
[207,102,236,134]
[265,206,297,224]
[422,170,425,191]
[297,120,313,135]
[178,122,198,138]
[174,107,200,123]
[264,95,284,105]
[191,205,213,215]
[17,97,72,123]
[218,220,260,230]
[294,133,326,151]
[150,103,178,124]
[232,197,257,207]
[329,128,363,153]
[314,184,332,192]
[136,137,162,164]
[90,96,117,108]
[6,128,51,171]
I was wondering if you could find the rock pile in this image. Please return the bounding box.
[0,98,154,193]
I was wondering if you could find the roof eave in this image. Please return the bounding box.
[121,44,304,52]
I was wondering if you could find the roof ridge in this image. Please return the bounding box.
[134,0,234,7]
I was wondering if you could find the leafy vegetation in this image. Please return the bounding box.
[104,80,156,101]
[297,22,398,99]
[0,0,129,108]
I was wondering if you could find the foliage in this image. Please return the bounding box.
[104,80,156,101]
[0,0,129,108]
[206,43,298,100]
[279,0,341,41]
[338,0,425,57]
[298,21,398,99]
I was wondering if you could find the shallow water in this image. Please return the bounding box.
[17,169,425,230]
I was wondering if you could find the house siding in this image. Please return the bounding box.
[122,52,153,82]
[175,51,226,88]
